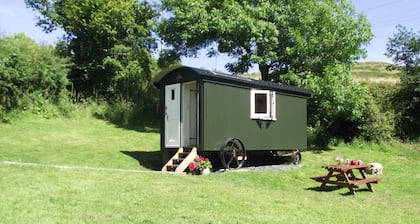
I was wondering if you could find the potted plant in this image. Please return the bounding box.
[188,155,212,175]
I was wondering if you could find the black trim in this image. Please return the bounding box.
[153,66,311,98]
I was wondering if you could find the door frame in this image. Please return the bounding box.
[181,81,198,147]
[164,82,199,148]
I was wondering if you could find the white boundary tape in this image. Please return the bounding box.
[0,161,159,173]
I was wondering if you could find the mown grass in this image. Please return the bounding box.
[0,113,160,170]
[1,114,419,223]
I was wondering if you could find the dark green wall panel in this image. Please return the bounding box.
[202,82,307,151]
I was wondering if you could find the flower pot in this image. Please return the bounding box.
[202,168,211,175]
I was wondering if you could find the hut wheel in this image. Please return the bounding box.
[291,150,302,165]
[219,138,246,169]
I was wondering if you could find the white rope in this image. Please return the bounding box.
[0,160,160,173]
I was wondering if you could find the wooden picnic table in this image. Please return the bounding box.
[311,164,381,195]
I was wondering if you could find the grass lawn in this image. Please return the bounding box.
[1,115,419,223]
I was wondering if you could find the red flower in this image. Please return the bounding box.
[189,162,196,171]
[189,155,212,174]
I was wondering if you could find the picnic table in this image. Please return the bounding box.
[311,164,381,195]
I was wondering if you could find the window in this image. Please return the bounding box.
[250,89,276,120]
[171,89,175,100]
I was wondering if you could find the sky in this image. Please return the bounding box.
[1,0,420,73]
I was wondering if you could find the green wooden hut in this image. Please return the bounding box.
[153,65,311,172]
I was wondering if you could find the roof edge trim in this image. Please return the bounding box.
[152,65,186,85]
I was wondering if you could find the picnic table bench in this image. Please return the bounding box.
[311,164,381,195]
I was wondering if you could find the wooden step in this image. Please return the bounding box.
[178,152,190,158]
[166,165,179,171]
[182,146,196,150]
[161,147,198,173]
[172,158,184,164]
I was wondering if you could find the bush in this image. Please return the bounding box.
[0,33,70,119]
[359,93,395,141]
[360,82,397,141]
[393,81,420,140]
[93,89,159,128]
[295,64,397,146]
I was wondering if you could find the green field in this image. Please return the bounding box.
[351,62,400,78]
[1,115,419,223]
[241,62,401,82]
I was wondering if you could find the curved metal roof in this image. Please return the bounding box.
[153,65,311,98]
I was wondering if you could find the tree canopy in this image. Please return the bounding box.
[385,25,420,140]
[158,0,372,80]
[386,25,420,77]
[25,0,157,98]
[0,33,69,115]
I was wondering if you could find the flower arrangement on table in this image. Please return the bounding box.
[188,155,212,175]
[336,156,362,165]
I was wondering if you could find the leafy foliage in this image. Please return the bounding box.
[296,64,394,146]
[25,0,157,98]
[158,0,372,80]
[25,0,161,126]
[0,33,69,119]
[385,25,420,140]
[360,83,396,142]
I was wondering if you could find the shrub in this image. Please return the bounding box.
[360,82,397,141]
[296,64,396,146]
[0,33,70,119]
[303,64,366,145]
[393,81,420,140]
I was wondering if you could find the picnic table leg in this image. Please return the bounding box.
[342,171,355,195]
[347,170,357,181]
[320,170,334,188]
[359,169,374,192]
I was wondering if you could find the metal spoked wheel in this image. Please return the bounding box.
[291,150,302,165]
[220,138,246,169]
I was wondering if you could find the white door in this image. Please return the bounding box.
[165,83,181,147]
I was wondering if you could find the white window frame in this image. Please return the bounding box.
[250,89,277,121]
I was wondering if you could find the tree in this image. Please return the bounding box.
[0,33,69,117]
[385,25,420,140]
[158,0,372,80]
[25,0,158,98]
[386,25,420,72]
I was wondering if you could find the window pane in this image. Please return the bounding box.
[255,93,267,113]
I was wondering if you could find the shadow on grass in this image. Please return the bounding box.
[121,151,162,171]
[306,146,335,154]
[306,185,343,192]
[244,152,291,167]
[115,124,160,133]
[306,185,373,196]
[92,114,160,133]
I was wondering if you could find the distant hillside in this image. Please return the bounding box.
[352,62,400,83]
[240,62,401,83]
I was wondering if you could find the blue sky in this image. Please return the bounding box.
[1,0,419,73]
